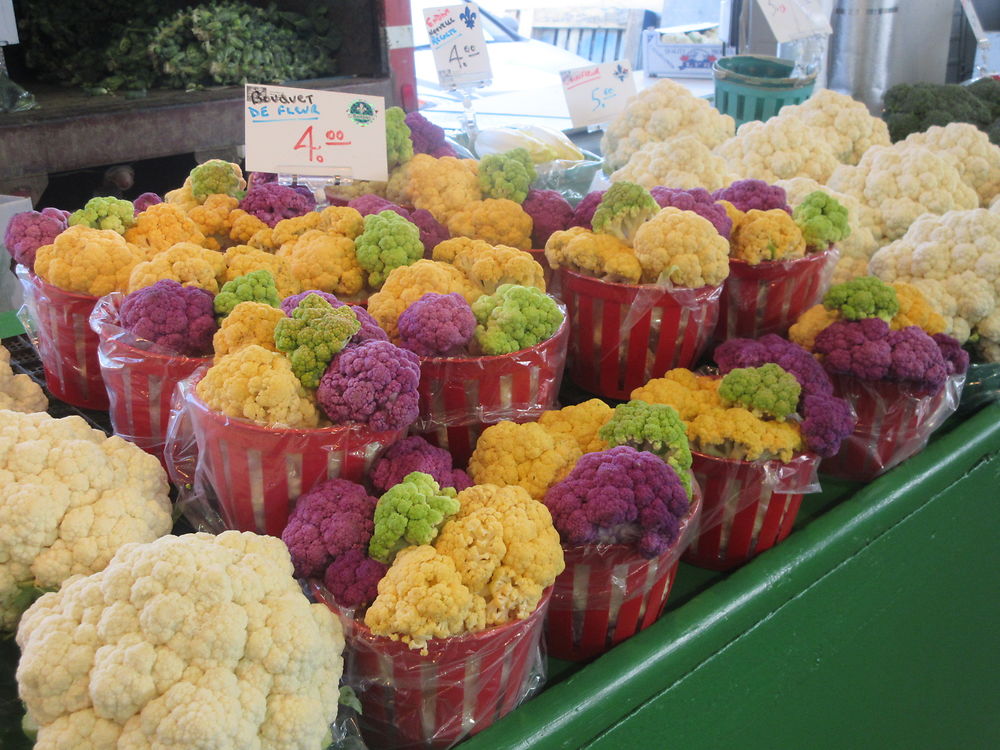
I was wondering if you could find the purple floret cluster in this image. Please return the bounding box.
[404,111,458,158]
[712,179,791,214]
[348,194,406,218]
[543,446,689,558]
[397,292,476,357]
[119,279,217,356]
[280,290,388,345]
[239,182,316,227]
[522,189,574,248]
[570,190,606,230]
[930,333,970,377]
[650,186,732,238]
[316,340,420,431]
[799,394,856,457]
[133,192,162,214]
[4,208,69,270]
[346,194,448,254]
[281,478,386,608]
[370,436,472,494]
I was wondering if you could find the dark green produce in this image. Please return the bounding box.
[882,81,998,145]
[966,76,1000,121]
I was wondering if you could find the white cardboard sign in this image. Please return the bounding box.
[0,0,18,45]
[423,4,492,89]
[755,0,832,44]
[560,60,637,129]
[244,84,388,181]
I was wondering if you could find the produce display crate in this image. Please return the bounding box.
[3,308,999,749]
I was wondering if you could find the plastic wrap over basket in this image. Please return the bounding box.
[820,373,965,482]
[714,247,838,341]
[414,317,568,467]
[558,267,722,400]
[15,265,109,409]
[89,293,209,468]
[165,373,407,536]
[314,584,550,750]
[683,450,821,571]
[545,485,701,661]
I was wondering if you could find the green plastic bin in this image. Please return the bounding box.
[713,55,817,127]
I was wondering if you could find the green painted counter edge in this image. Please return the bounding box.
[463,402,1000,750]
[0,311,23,340]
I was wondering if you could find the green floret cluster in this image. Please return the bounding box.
[718,363,802,421]
[189,159,246,200]
[793,190,851,249]
[214,269,282,317]
[368,471,460,564]
[68,196,136,235]
[882,82,997,144]
[591,181,659,245]
[598,400,693,497]
[274,294,361,389]
[823,276,899,322]
[385,106,414,170]
[472,284,563,355]
[478,148,537,203]
[354,210,424,289]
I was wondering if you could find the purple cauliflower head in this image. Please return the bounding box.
[238,182,316,227]
[4,209,69,270]
[281,290,388,345]
[522,189,574,248]
[886,326,949,393]
[799,394,856,457]
[570,190,606,230]
[323,548,387,609]
[118,279,217,356]
[931,333,970,377]
[815,318,893,382]
[543,445,689,558]
[405,111,458,158]
[133,192,163,214]
[370,435,472,494]
[408,208,450,255]
[280,478,378,579]
[714,333,834,399]
[317,340,420,431]
[712,179,791,214]
[397,292,476,357]
[650,186,733,238]
[348,194,410,219]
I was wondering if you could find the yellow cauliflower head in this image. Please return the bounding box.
[632,207,730,286]
[446,198,533,251]
[33,224,142,296]
[127,242,226,294]
[275,229,365,298]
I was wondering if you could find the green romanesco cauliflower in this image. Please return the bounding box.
[368,471,460,563]
[354,210,425,288]
[478,147,537,203]
[214,268,282,317]
[386,106,415,170]
[591,181,660,245]
[823,276,900,321]
[598,399,694,496]
[718,363,802,420]
[793,190,851,249]
[274,294,361,389]
[68,196,136,235]
[189,159,247,200]
[472,283,563,355]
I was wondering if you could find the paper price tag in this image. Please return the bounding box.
[755,0,831,44]
[244,84,388,181]
[560,60,637,129]
[0,0,18,45]
[423,4,491,88]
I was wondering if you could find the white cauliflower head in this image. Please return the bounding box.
[0,410,172,631]
[714,115,840,184]
[16,531,344,750]
[610,136,734,191]
[600,79,735,173]
[775,89,890,165]
[901,122,1000,207]
[0,345,47,414]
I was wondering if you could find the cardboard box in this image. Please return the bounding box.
[642,24,724,78]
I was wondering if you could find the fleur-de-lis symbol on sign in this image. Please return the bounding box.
[460,6,477,29]
[613,63,628,82]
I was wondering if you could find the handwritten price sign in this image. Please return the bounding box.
[560,60,637,129]
[423,4,491,88]
[244,84,388,181]
[0,0,18,45]
[755,0,831,43]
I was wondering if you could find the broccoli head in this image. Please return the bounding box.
[824,276,899,322]
[718,363,802,420]
[368,471,460,563]
[591,181,659,245]
[214,269,282,317]
[471,284,563,355]
[793,190,851,249]
[882,82,993,142]
[274,294,361,388]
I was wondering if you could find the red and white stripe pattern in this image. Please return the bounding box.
[558,268,721,401]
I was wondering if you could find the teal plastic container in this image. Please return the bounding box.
[713,55,817,127]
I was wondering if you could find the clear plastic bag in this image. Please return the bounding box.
[820,373,966,482]
[311,583,551,750]
[89,293,210,468]
[545,484,702,661]
[957,362,1000,416]
[15,265,109,409]
[164,372,408,535]
[531,151,604,207]
[558,266,723,400]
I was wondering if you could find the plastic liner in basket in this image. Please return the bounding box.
[559,267,722,400]
[413,317,569,467]
[714,247,838,341]
[313,583,551,750]
[545,484,702,661]
[165,372,407,536]
[683,450,821,571]
[956,361,1000,416]
[89,293,210,468]
[819,373,966,482]
[15,265,109,409]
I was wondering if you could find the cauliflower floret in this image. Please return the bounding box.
[714,116,840,184]
[0,346,47,413]
[775,89,890,165]
[610,136,734,192]
[901,122,1000,207]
